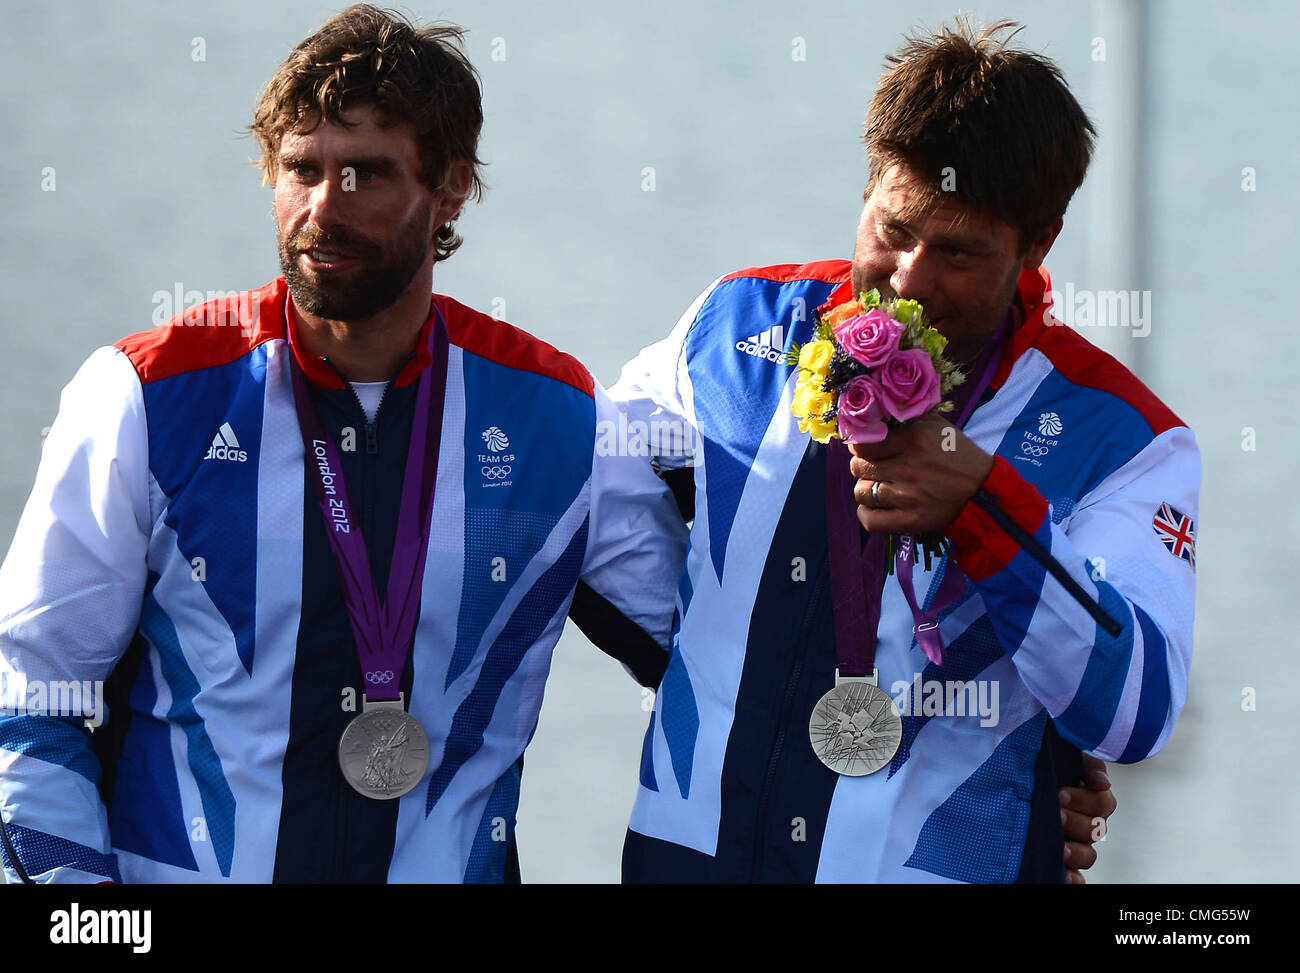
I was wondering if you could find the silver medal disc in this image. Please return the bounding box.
[338,699,430,800]
[809,677,903,776]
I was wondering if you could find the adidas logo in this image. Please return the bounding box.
[735,325,786,363]
[204,422,248,463]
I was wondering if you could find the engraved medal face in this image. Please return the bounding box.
[338,707,430,800]
[809,680,903,776]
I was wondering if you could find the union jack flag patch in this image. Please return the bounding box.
[1152,502,1196,570]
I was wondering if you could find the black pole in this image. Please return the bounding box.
[970,489,1123,637]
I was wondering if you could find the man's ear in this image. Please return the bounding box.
[1020,218,1063,271]
[433,161,474,227]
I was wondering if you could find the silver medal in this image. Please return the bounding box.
[338,694,430,800]
[809,670,902,776]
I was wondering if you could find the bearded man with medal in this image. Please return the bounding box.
[0,6,687,884]
[613,20,1197,883]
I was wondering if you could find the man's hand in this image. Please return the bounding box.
[848,413,994,534]
[1061,754,1117,884]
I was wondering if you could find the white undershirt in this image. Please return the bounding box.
[349,381,389,425]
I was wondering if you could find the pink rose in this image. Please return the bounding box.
[875,348,941,421]
[833,309,903,368]
[836,375,889,443]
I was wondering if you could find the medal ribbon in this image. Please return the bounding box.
[290,307,449,702]
[826,311,1011,672]
[824,451,888,678]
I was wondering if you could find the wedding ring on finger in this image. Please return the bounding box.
[871,480,883,508]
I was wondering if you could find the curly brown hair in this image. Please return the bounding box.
[864,18,1096,248]
[250,4,485,263]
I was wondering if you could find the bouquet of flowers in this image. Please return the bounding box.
[788,290,964,445]
[789,289,966,578]
[788,290,1123,658]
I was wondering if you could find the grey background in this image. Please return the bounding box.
[1,0,1295,882]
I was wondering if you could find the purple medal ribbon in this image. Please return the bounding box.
[826,312,1012,671]
[290,308,449,702]
[824,449,888,678]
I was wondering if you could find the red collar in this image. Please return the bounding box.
[990,266,1053,389]
[283,283,438,390]
[817,279,855,319]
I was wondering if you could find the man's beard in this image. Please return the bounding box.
[278,205,434,321]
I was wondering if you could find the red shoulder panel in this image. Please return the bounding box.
[718,260,855,319]
[719,260,852,287]
[114,279,288,386]
[993,268,1185,437]
[436,295,593,398]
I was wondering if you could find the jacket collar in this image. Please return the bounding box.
[281,279,438,390]
[991,266,1053,390]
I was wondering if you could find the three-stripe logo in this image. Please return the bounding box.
[205,421,248,463]
[735,325,787,363]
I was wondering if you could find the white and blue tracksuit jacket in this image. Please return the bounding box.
[0,278,686,883]
[611,261,1199,883]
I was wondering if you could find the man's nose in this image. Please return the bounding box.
[307,172,350,229]
[889,246,937,303]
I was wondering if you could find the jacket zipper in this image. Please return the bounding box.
[748,556,829,882]
[318,358,400,455]
[363,379,389,454]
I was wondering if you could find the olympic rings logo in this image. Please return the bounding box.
[482,465,512,479]
[366,671,395,684]
[1021,443,1050,457]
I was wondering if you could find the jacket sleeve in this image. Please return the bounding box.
[573,380,689,688]
[0,346,151,883]
[945,425,1200,763]
[566,284,712,681]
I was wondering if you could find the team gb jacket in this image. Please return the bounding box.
[611,261,1199,883]
[0,277,686,883]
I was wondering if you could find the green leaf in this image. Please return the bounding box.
[889,298,925,329]
[922,327,948,358]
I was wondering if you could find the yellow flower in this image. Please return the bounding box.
[792,378,832,422]
[798,339,835,375]
[793,372,837,442]
[798,413,839,444]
